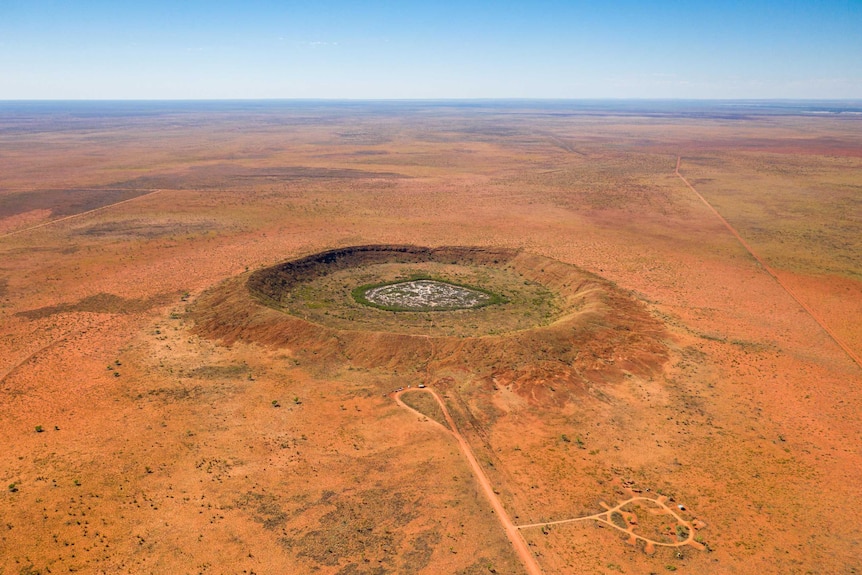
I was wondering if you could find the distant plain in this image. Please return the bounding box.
[1,100,860,574]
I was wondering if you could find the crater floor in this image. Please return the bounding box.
[359,279,495,311]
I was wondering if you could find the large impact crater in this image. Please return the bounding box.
[191,245,669,402]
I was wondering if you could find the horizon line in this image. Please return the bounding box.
[2,97,862,103]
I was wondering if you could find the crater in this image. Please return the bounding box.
[192,245,669,404]
[245,244,558,337]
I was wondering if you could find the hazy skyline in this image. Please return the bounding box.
[2,0,860,100]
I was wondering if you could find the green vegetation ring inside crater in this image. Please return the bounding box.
[352,277,507,312]
[246,246,565,337]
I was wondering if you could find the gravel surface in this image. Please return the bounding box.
[364,279,491,310]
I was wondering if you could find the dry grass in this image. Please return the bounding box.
[1,102,860,574]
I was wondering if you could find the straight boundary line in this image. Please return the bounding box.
[675,156,861,370]
[0,189,162,240]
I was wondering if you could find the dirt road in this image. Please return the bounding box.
[676,157,862,369]
[394,388,544,575]
[0,189,162,240]
[517,495,705,554]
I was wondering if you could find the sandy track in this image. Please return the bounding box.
[517,495,705,554]
[0,188,162,240]
[394,388,544,575]
[676,157,862,369]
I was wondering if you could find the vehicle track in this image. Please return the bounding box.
[676,157,862,370]
[394,388,708,567]
[0,188,162,240]
[517,495,705,554]
[0,316,114,388]
[393,388,544,575]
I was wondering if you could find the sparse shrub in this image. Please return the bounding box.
[8,482,18,493]
[35,425,43,433]
[610,512,627,529]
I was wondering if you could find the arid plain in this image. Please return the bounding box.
[1,101,860,574]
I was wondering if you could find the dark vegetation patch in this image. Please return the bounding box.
[76,219,219,239]
[143,383,232,403]
[334,131,393,145]
[234,492,289,531]
[112,164,407,191]
[456,556,509,575]
[0,277,8,298]
[17,564,43,575]
[194,457,237,482]
[281,489,417,570]
[333,565,388,575]
[399,391,450,429]
[186,363,250,379]
[16,291,175,319]
[0,188,153,219]
[146,385,207,402]
[400,529,441,572]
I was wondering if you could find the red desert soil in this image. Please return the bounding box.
[1,103,860,574]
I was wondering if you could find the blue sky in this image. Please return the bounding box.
[1,0,860,99]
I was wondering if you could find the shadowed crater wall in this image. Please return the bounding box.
[192,245,669,404]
